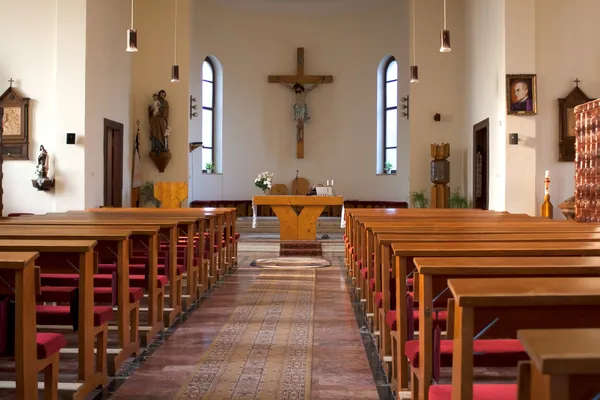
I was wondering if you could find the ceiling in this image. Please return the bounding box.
[209,0,395,16]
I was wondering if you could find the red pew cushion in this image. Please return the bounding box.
[36,332,67,360]
[404,339,527,368]
[361,268,368,279]
[40,286,144,304]
[375,292,383,308]
[36,305,114,327]
[429,384,517,400]
[387,310,447,332]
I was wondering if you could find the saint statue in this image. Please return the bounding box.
[148,89,170,154]
[36,145,49,179]
[279,78,323,141]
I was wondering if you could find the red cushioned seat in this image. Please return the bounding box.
[361,268,368,279]
[40,286,143,304]
[429,384,517,400]
[411,309,448,331]
[357,260,363,269]
[386,309,447,332]
[404,339,527,368]
[36,332,67,360]
[370,278,375,290]
[407,278,413,286]
[41,273,168,289]
[36,305,114,327]
[375,292,383,308]
[235,232,240,239]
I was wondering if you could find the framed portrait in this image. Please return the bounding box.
[506,74,537,115]
[558,83,593,162]
[0,85,30,160]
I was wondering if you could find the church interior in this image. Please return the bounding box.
[0,0,600,399]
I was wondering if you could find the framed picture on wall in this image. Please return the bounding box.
[506,74,537,116]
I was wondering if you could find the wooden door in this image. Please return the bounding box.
[104,119,124,207]
[472,119,489,210]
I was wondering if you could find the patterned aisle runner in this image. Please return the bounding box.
[175,269,316,400]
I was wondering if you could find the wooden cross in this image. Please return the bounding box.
[268,48,333,159]
[7,78,14,88]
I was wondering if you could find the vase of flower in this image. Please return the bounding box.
[254,171,273,194]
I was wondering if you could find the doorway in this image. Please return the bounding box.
[104,119,124,207]
[472,118,489,210]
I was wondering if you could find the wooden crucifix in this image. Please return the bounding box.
[268,47,333,159]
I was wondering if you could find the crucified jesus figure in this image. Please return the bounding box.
[279,77,324,141]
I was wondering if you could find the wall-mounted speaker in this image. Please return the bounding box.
[66,133,76,144]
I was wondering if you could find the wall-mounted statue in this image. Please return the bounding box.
[32,144,54,191]
[147,89,172,172]
[148,89,170,154]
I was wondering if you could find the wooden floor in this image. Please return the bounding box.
[103,248,382,400]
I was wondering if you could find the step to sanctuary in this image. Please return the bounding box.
[236,216,344,234]
[280,241,322,257]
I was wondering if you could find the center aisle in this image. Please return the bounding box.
[107,252,380,400]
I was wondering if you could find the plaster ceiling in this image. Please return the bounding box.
[209,0,395,16]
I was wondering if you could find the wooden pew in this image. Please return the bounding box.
[0,252,65,400]
[517,328,600,400]
[444,277,600,400]
[413,256,600,400]
[0,225,168,372]
[0,240,105,399]
[390,241,600,392]
[87,207,239,277]
[0,215,186,325]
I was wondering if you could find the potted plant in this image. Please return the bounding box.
[384,161,393,174]
[205,162,215,173]
[449,187,470,208]
[409,190,428,208]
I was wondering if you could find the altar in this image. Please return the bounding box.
[252,195,344,240]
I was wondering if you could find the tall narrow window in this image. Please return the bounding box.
[202,58,215,171]
[384,57,398,173]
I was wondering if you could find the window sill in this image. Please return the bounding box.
[376,173,396,176]
[202,172,223,175]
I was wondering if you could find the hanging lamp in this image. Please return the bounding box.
[410,0,419,83]
[171,0,180,82]
[126,0,137,52]
[440,0,451,52]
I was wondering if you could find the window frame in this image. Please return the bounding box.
[383,56,398,174]
[202,57,216,173]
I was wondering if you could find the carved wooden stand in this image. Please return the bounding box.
[430,143,450,208]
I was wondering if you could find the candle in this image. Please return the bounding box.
[545,170,550,179]
[331,180,334,185]
[326,180,330,186]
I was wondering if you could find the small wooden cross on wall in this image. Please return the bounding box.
[268,48,333,159]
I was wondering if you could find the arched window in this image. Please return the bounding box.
[383,57,398,173]
[202,58,215,172]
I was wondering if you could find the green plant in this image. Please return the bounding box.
[384,161,393,173]
[205,162,214,172]
[449,187,470,208]
[409,190,428,208]
[140,181,161,208]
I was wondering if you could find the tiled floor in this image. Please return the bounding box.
[102,251,383,400]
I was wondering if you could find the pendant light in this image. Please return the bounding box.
[410,0,419,83]
[126,0,137,52]
[171,0,180,82]
[440,0,451,52]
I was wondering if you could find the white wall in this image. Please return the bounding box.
[409,0,467,199]
[0,0,87,214]
[462,0,506,211]
[190,0,410,202]
[535,0,600,218]
[84,0,132,208]
[131,0,191,195]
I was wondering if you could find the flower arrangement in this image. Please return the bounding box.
[254,171,273,193]
[35,164,46,179]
